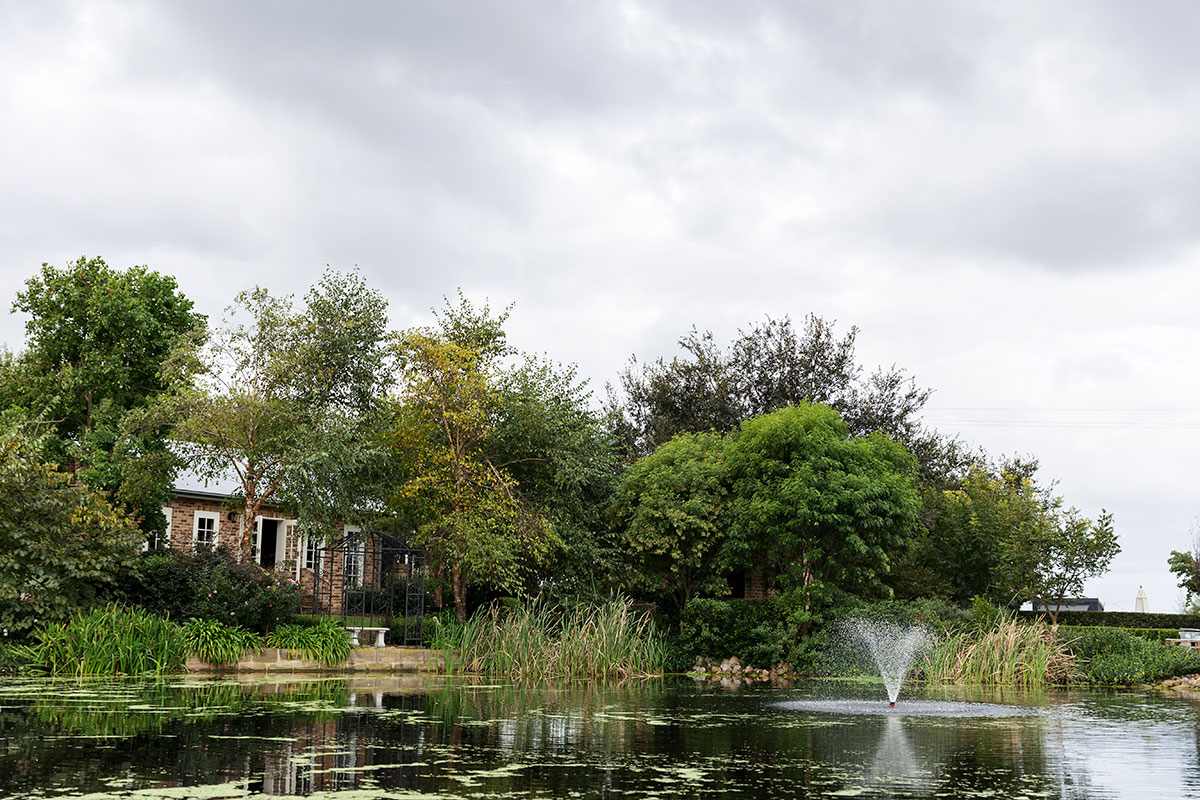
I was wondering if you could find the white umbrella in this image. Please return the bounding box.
[1135,586,1149,613]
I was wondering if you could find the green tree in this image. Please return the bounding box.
[164,270,393,561]
[723,403,921,634]
[611,432,729,614]
[5,257,203,532]
[1168,524,1200,601]
[390,322,554,621]
[490,356,621,600]
[896,465,1049,605]
[611,313,968,488]
[0,419,142,636]
[1010,507,1119,626]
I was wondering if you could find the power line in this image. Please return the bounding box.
[926,419,1200,429]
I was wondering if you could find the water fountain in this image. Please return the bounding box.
[778,617,1036,718]
[845,618,931,707]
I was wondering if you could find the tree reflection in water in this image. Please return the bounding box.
[3,677,1200,798]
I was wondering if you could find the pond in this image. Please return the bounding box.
[2,675,1199,798]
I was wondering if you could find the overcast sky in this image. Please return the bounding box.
[4,1,1199,610]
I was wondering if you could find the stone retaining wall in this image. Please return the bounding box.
[186,646,446,673]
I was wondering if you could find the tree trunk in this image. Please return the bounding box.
[452,561,467,622]
[238,497,256,564]
[433,563,445,609]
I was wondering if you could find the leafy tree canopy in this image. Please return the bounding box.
[4,256,203,533]
[389,293,621,615]
[1013,507,1118,626]
[723,403,921,632]
[164,269,393,559]
[611,431,729,614]
[611,314,968,488]
[0,418,142,636]
[389,314,552,620]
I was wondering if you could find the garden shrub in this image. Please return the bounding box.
[1057,625,1180,645]
[266,621,352,665]
[120,549,300,633]
[0,638,31,675]
[1062,626,1200,684]
[182,618,261,666]
[680,598,790,667]
[1019,610,1200,629]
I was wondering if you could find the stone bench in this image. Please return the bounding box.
[346,626,389,647]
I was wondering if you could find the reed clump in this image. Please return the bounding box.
[921,618,1074,686]
[455,598,667,680]
[26,603,187,677]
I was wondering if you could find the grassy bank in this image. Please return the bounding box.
[921,619,1074,686]
[442,598,667,680]
[17,604,356,676]
[917,619,1200,687]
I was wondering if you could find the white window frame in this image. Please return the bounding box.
[343,525,363,588]
[193,510,220,550]
[298,532,325,580]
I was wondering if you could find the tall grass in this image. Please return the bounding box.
[25,604,186,677]
[454,598,667,680]
[182,618,261,667]
[921,618,1074,686]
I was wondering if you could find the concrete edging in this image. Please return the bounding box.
[186,646,447,673]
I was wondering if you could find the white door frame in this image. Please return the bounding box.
[254,515,293,568]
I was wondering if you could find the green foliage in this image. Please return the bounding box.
[921,619,1075,686]
[611,432,730,612]
[1063,626,1200,685]
[115,548,299,633]
[611,314,962,487]
[0,638,32,674]
[390,296,559,619]
[679,597,791,668]
[182,618,261,666]
[1011,507,1119,625]
[25,604,186,676]
[1168,547,1200,597]
[265,621,352,665]
[1057,625,1182,643]
[900,461,1120,619]
[423,609,466,649]
[6,257,203,532]
[163,269,393,561]
[0,423,143,637]
[186,551,300,633]
[454,598,667,679]
[490,356,621,602]
[722,404,920,633]
[970,595,1007,629]
[1016,610,1200,629]
[907,467,1044,605]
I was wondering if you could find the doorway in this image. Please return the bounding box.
[259,519,280,568]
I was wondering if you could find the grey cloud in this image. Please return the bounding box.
[874,156,1200,270]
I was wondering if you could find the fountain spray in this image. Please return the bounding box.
[845,619,932,707]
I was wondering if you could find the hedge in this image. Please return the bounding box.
[1057,625,1181,644]
[680,598,789,667]
[1018,610,1200,630]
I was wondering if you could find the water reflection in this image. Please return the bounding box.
[2,676,1200,798]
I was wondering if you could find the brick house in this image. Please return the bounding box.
[152,487,370,616]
